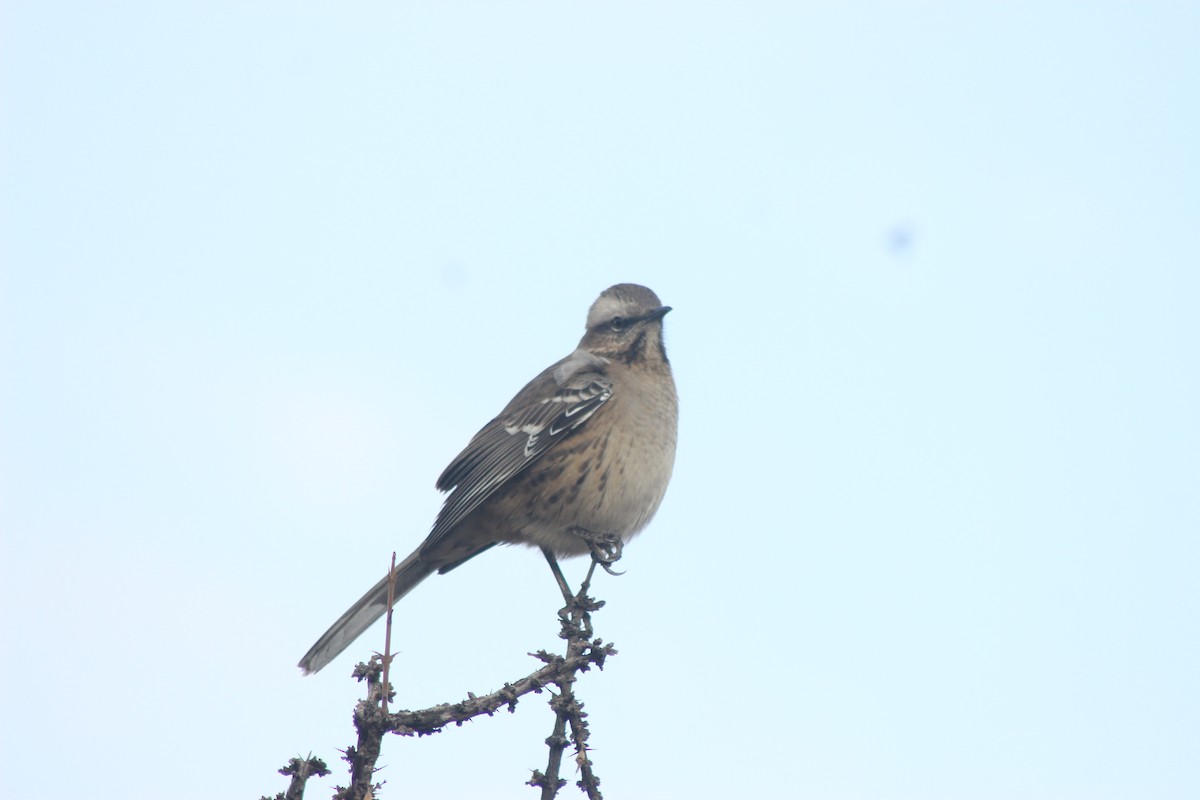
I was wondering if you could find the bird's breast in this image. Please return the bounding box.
[484,364,678,556]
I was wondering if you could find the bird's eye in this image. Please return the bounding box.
[609,316,627,332]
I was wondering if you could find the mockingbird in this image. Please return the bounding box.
[298,283,678,674]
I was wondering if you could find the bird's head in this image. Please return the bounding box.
[580,283,672,364]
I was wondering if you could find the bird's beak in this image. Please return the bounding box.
[647,305,672,321]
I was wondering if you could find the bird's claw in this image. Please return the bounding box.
[568,527,625,575]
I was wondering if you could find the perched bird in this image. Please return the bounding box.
[298,283,678,674]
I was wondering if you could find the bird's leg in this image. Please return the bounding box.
[567,526,625,576]
[541,547,575,605]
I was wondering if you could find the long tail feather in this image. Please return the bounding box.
[297,551,436,675]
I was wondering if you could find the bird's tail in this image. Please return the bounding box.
[298,551,437,675]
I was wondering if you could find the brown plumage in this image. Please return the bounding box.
[298,283,678,674]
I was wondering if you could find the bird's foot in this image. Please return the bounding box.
[567,527,625,575]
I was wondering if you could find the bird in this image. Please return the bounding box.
[298,283,678,674]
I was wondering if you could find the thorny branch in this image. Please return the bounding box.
[528,550,607,799]
[280,551,619,800]
[259,755,330,800]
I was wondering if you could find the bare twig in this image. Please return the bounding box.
[530,556,607,799]
[381,552,398,717]
[533,700,570,799]
[335,662,390,800]
[323,552,618,800]
[260,755,330,800]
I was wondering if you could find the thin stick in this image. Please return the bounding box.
[381,551,398,716]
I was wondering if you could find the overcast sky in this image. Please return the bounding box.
[3,3,1198,799]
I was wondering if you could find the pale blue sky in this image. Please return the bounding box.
[2,4,1198,799]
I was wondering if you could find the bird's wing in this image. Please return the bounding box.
[425,349,612,550]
